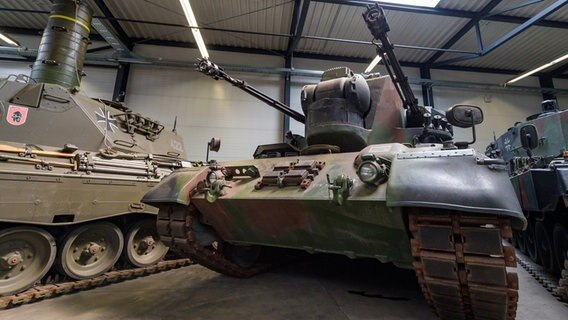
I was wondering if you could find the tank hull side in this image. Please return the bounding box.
[511,167,568,213]
[386,149,526,230]
[193,198,412,267]
[0,170,159,225]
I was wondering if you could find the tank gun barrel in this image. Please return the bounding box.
[197,59,306,124]
[363,4,421,118]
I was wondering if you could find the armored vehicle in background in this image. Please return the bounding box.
[143,4,525,319]
[486,99,568,300]
[0,0,193,296]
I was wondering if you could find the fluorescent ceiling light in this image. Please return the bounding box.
[376,0,440,8]
[507,53,568,84]
[0,33,20,47]
[364,55,382,73]
[179,0,209,59]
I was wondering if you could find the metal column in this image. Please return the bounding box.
[420,67,434,107]
[539,75,556,101]
[112,63,130,102]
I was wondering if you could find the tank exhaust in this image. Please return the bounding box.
[30,0,92,88]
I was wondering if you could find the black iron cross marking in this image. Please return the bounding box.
[96,108,118,133]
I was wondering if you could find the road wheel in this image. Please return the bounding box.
[535,221,555,273]
[518,229,527,254]
[511,230,519,248]
[57,222,123,279]
[226,244,261,269]
[552,224,567,275]
[122,219,168,267]
[0,227,56,295]
[526,219,539,263]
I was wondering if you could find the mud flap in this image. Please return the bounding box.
[142,168,207,206]
[386,149,526,230]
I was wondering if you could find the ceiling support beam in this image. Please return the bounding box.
[0,27,105,42]
[481,0,566,55]
[134,39,287,56]
[312,0,568,29]
[474,22,484,51]
[314,0,473,17]
[287,0,311,56]
[86,0,133,52]
[547,62,568,77]
[87,45,113,53]
[484,0,544,17]
[425,0,502,65]
[434,0,568,67]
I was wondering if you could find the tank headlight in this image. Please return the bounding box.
[207,171,217,184]
[358,162,379,184]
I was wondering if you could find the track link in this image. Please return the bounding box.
[409,210,519,320]
[157,205,270,278]
[560,252,568,301]
[515,251,560,296]
[0,258,191,309]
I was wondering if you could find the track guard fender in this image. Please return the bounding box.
[142,168,207,207]
[386,149,526,230]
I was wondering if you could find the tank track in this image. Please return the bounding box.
[409,210,519,320]
[157,205,270,277]
[560,252,568,301]
[515,248,568,302]
[0,258,191,309]
[515,251,561,296]
[159,206,521,319]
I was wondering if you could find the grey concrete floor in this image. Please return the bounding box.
[0,254,566,320]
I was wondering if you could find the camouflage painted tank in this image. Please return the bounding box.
[0,0,195,295]
[486,99,568,301]
[143,4,525,319]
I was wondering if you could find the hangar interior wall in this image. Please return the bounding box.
[1,43,566,159]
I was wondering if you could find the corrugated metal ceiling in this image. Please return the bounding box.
[0,0,51,31]
[491,0,568,22]
[299,2,469,62]
[0,0,567,75]
[104,0,294,51]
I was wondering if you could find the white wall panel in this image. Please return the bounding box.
[0,60,30,79]
[431,70,542,152]
[126,45,284,161]
[80,67,117,100]
[0,60,116,100]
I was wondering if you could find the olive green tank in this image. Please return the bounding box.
[143,4,526,320]
[0,0,195,295]
[486,100,568,301]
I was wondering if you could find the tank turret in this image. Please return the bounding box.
[300,67,371,152]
